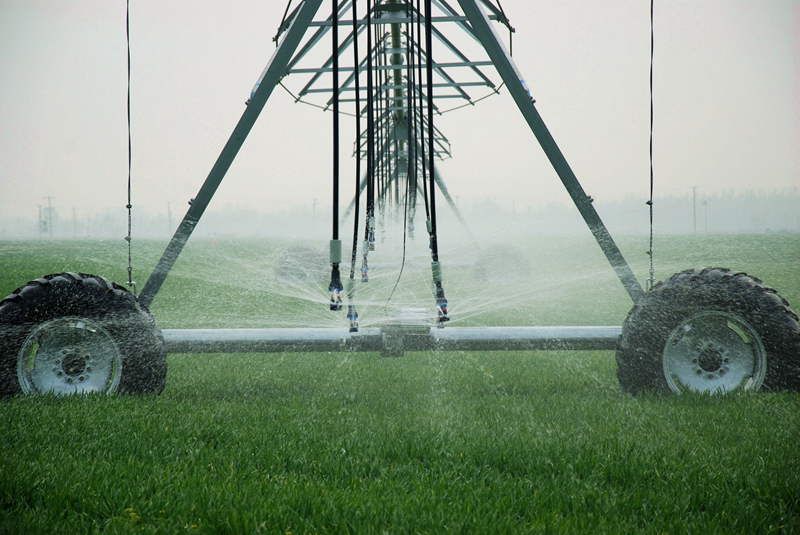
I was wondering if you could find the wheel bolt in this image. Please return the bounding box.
[78,376,85,382]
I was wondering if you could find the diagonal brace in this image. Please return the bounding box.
[457,0,644,302]
[138,0,325,308]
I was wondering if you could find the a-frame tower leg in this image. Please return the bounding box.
[457,0,645,303]
[139,0,325,308]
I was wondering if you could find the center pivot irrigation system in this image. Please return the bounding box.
[1,0,798,398]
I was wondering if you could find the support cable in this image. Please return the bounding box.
[328,0,344,311]
[386,167,410,308]
[647,0,655,290]
[437,81,505,115]
[278,81,357,117]
[424,0,449,324]
[386,5,418,307]
[273,1,293,45]
[494,0,513,55]
[125,0,135,295]
[347,0,362,332]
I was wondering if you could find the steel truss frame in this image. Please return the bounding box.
[137,0,643,354]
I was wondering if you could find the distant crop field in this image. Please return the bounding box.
[1,235,798,533]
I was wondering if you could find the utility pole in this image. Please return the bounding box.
[702,198,709,234]
[47,196,54,237]
[692,186,697,234]
[42,196,55,238]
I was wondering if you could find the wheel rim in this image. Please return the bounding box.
[663,311,766,394]
[17,317,122,395]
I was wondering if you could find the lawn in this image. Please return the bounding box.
[1,234,798,533]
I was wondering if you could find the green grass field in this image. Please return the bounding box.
[1,235,799,533]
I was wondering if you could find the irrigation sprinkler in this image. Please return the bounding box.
[1,1,798,397]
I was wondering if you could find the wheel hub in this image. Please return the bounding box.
[17,317,122,395]
[61,350,88,377]
[696,345,724,373]
[663,311,766,394]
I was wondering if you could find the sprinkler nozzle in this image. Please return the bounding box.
[330,289,343,311]
[329,264,344,311]
[434,282,449,326]
[367,217,376,251]
[436,298,450,326]
[347,305,359,333]
[360,255,369,283]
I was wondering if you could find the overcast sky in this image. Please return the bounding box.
[1,0,797,221]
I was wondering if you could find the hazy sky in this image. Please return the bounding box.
[1,0,797,221]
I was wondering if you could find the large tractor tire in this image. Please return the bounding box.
[616,268,800,395]
[0,273,166,398]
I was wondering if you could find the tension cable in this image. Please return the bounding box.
[273,1,293,45]
[385,3,417,307]
[125,0,135,295]
[647,0,655,290]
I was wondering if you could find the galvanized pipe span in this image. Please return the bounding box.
[162,326,622,355]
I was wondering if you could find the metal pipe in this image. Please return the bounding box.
[162,326,621,354]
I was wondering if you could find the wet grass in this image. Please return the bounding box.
[1,235,799,533]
